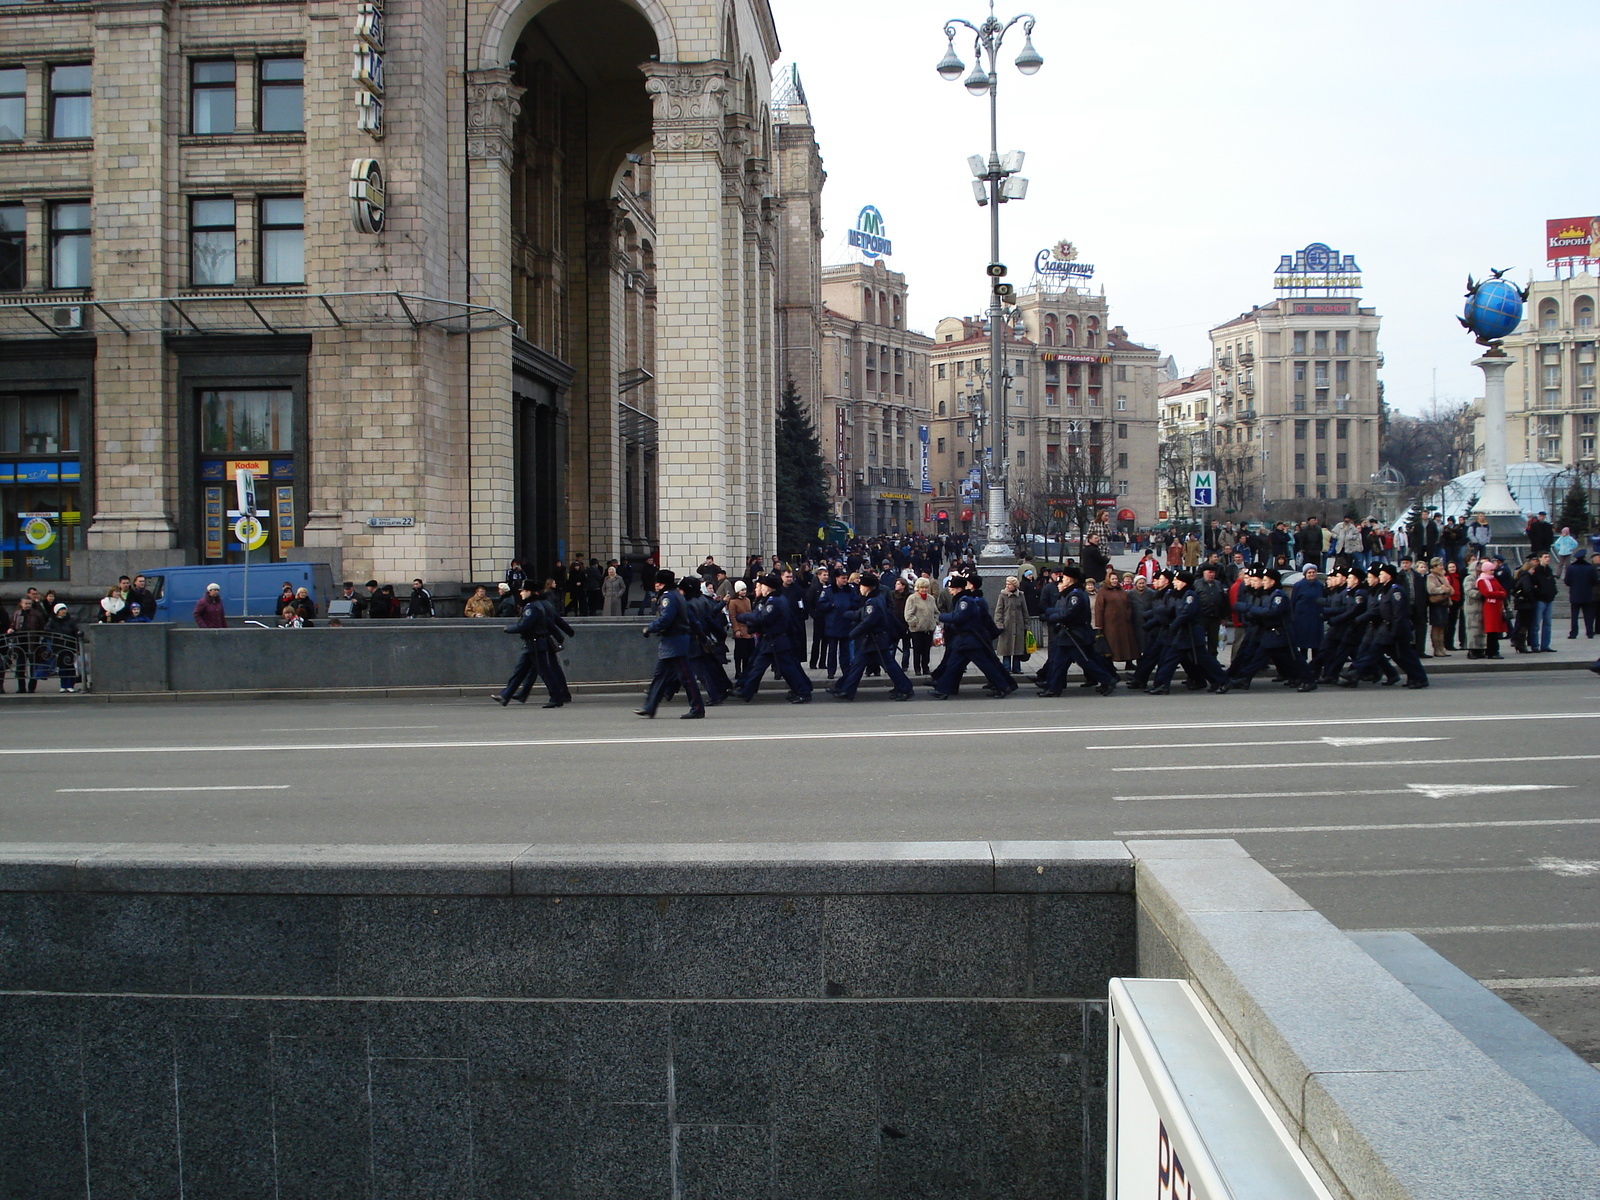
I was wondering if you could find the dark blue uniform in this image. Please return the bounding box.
[932,592,1015,698]
[497,598,574,705]
[736,593,813,701]
[1042,586,1118,693]
[832,592,914,699]
[1228,587,1313,687]
[639,588,705,716]
[1127,588,1173,689]
[1347,581,1428,687]
[815,583,860,677]
[1149,588,1228,691]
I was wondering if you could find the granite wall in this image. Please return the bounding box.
[0,841,1135,1200]
[82,617,658,693]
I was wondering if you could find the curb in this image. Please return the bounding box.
[1,654,1594,704]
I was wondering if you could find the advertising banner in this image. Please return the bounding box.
[1546,217,1599,262]
[919,425,932,493]
[835,408,848,497]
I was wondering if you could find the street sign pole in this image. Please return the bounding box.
[236,469,256,620]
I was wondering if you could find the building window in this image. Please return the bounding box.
[1116,423,1127,439]
[937,401,945,416]
[0,68,24,142]
[1117,479,1129,495]
[1315,452,1327,475]
[956,451,965,467]
[190,198,236,286]
[1295,484,1306,498]
[1336,452,1348,469]
[1314,331,1328,354]
[1335,330,1349,354]
[200,388,293,454]
[936,437,945,453]
[1046,444,1059,467]
[1545,365,1561,388]
[1016,450,1025,466]
[260,196,304,284]
[1294,452,1306,469]
[955,421,964,436]
[937,363,946,380]
[1117,452,1128,469]
[49,64,92,139]
[190,60,235,134]
[0,205,23,290]
[1295,420,1307,439]
[1582,436,1595,457]
[49,202,90,289]
[1292,331,1307,354]
[1116,365,1127,382]
[259,57,304,132]
[1337,420,1349,439]
[1089,388,1101,407]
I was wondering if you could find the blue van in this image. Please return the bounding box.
[143,563,332,622]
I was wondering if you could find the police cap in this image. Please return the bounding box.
[655,569,677,586]
[859,571,880,589]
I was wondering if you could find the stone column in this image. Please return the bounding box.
[465,68,523,578]
[1471,351,1525,541]
[644,60,730,571]
[84,0,180,569]
[580,198,623,561]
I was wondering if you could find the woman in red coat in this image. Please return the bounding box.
[1475,559,1508,659]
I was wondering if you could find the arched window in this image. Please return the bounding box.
[892,295,903,328]
[1086,317,1099,349]
[863,287,876,324]
[1063,315,1076,348]
[879,292,890,328]
[1541,300,1559,331]
[1576,296,1595,327]
[1042,314,1057,346]
[937,400,946,416]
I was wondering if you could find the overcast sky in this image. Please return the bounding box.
[771,0,1600,415]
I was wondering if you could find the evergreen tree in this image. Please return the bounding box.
[1558,480,1592,539]
[774,379,829,557]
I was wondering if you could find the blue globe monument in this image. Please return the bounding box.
[1460,268,1531,540]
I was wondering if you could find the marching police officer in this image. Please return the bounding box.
[830,572,915,700]
[682,573,732,705]
[1146,570,1230,694]
[1039,565,1118,696]
[1228,568,1317,691]
[931,573,1016,699]
[735,573,814,703]
[493,582,574,708]
[1128,570,1174,691]
[636,569,706,718]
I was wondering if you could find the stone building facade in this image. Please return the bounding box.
[1495,274,1598,470]
[0,0,792,590]
[923,282,1162,538]
[1156,367,1215,522]
[1208,296,1383,513]
[817,259,931,536]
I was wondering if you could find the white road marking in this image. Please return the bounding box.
[1533,857,1600,877]
[1369,922,1600,936]
[1115,789,1416,802]
[259,725,440,732]
[1480,976,1600,990]
[1278,865,1545,879]
[1116,817,1600,836]
[1088,737,1445,751]
[1324,735,1449,748]
[8,709,1600,759]
[1407,783,1571,799]
[1117,754,1600,773]
[54,785,292,793]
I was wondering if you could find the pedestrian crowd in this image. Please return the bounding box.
[491,525,1600,714]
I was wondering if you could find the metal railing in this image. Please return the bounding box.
[2,631,88,692]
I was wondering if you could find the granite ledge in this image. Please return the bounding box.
[0,841,1139,898]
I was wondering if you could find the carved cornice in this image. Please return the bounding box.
[466,68,525,167]
[643,60,730,156]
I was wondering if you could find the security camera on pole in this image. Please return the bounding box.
[936,0,1040,563]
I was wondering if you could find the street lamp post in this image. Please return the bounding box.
[936,0,1040,561]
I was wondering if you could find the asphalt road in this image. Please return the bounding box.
[3,670,1597,1062]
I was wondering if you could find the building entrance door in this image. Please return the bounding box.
[196,389,299,565]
